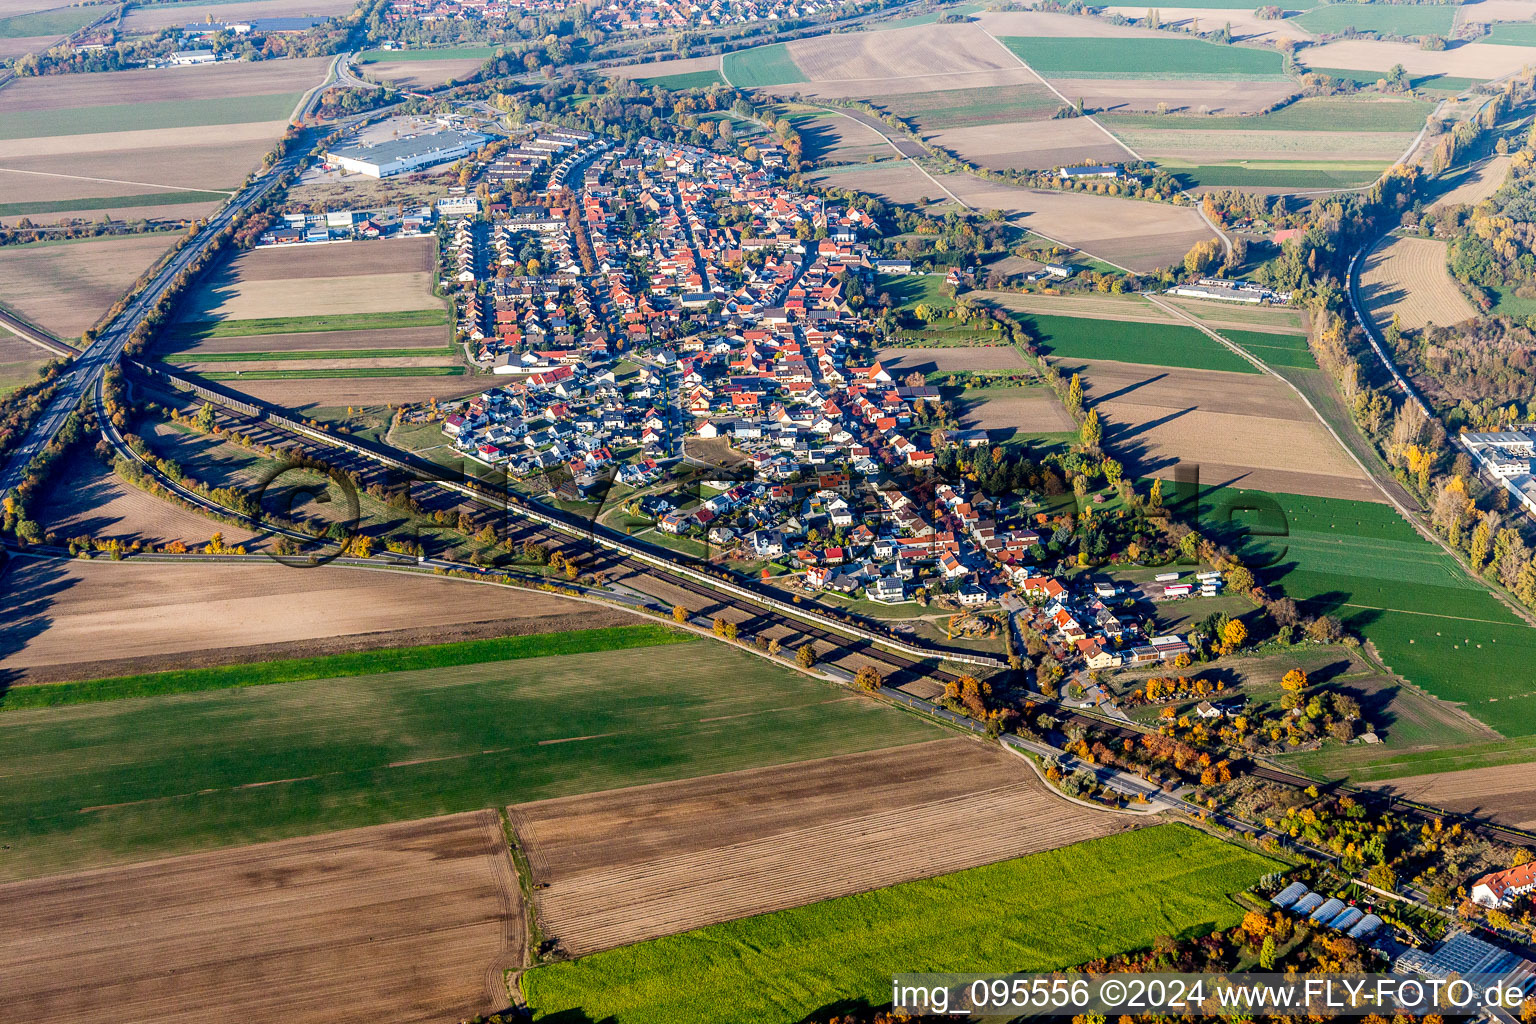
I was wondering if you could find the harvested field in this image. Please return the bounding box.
[1301,38,1532,78]
[928,118,1128,171]
[1359,235,1477,331]
[606,54,721,79]
[932,173,1216,271]
[212,236,435,280]
[221,374,488,407]
[0,556,607,678]
[0,57,331,112]
[1432,155,1511,209]
[0,330,51,395]
[182,272,438,321]
[0,234,173,340]
[1050,77,1297,114]
[0,34,62,59]
[0,811,521,1024]
[877,82,1060,128]
[1064,357,1380,500]
[1165,296,1307,334]
[164,324,452,355]
[1113,127,1414,164]
[773,66,1043,99]
[961,386,1078,433]
[120,0,356,32]
[802,160,954,207]
[2,120,282,161]
[38,451,266,551]
[788,109,891,165]
[982,290,1177,324]
[1098,5,1314,42]
[1461,0,1536,22]
[785,23,1014,82]
[1367,762,1536,830]
[509,738,1135,955]
[363,57,487,88]
[876,346,1025,372]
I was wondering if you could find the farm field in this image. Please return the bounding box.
[802,159,953,207]
[723,42,803,88]
[784,22,1014,82]
[1218,329,1316,369]
[1432,155,1511,209]
[1294,2,1455,36]
[120,0,355,31]
[358,49,493,88]
[875,82,1060,129]
[929,118,1128,172]
[930,174,1216,271]
[1163,296,1307,333]
[522,824,1278,1024]
[0,811,521,1024]
[0,556,627,682]
[959,385,1079,436]
[0,638,940,880]
[1048,76,1298,114]
[1299,38,1531,79]
[164,237,469,406]
[1358,235,1477,331]
[607,54,721,80]
[1101,96,1435,133]
[783,108,891,165]
[981,290,1178,324]
[1001,36,1288,79]
[1066,358,1379,500]
[1095,5,1314,42]
[0,330,52,396]
[1006,310,1257,372]
[1364,762,1536,830]
[1483,21,1536,45]
[875,346,1024,372]
[510,738,1134,955]
[0,234,174,341]
[633,67,725,90]
[1198,488,1536,737]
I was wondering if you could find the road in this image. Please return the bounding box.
[0,145,309,501]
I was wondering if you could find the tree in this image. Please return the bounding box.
[1259,934,1277,970]
[672,605,688,624]
[712,616,728,638]
[1306,615,1343,643]
[1221,618,1248,652]
[768,637,782,656]
[854,665,883,692]
[1079,408,1102,448]
[1225,565,1255,594]
[1067,373,1083,411]
[796,643,818,668]
[1281,667,1308,692]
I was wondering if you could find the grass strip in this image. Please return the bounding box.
[0,92,305,140]
[0,191,229,217]
[193,366,465,379]
[636,69,726,90]
[0,623,688,710]
[167,346,456,361]
[171,308,450,339]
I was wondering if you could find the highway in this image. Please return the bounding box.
[0,144,310,500]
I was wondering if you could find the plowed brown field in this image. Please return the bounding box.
[509,738,1135,955]
[0,811,522,1024]
[0,235,174,339]
[785,23,1013,82]
[1368,762,1536,830]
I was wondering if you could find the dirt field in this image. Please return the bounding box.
[509,738,1135,955]
[1359,235,1477,331]
[224,375,489,408]
[1098,5,1315,42]
[363,56,488,88]
[1050,78,1297,115]
[39,451,267,550]
[0,168,195,205]
[120,0,355,33]
[933,174,1216,271]
[167,324,450,355]
[1,135,266,192]
[1432,155,1511,209]
[777,66,1044,99]
[0,811,522,1024]
[1115,127,1414,164]
[0,556,621,679]
[960,387,1079,433]
[1164,297,1307,334]
[785,23,1014,83]
[0,199,222,228]
[876,346,1025,372]
[793,110,892,165]
[1063,356,1381,501]
[1367,762,1536,830]
[1302,38,1534,78]
[0,34,62,59]
[0,235,173,339]
[606,54,721,79]
[929,118,1128,171]
[803,159,956,207]
[217,235,435,280]
[0,57,331,112]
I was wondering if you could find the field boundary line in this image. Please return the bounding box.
[0,166,234,195]
[813,106,969,207]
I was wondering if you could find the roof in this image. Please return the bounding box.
[330,129,487,167]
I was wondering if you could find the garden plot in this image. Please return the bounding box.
[1358,235,1477,331]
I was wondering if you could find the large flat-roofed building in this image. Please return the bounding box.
[1461,430,1536,518]
[327,129,489,179]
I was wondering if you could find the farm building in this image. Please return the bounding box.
[1394,931,1536,981]
[328,130,490,178]
[1058,165,1123,180]
[1471,862,1536,910]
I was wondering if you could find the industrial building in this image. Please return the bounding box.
[326,129,489,179]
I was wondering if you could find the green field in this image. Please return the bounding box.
[879,83,1060,128]
[1102,97,1434,133]
[1484,22,1536,46]
[172,308,450,339]
[1007,311,1258,373]
[636,68,726,90]
[1294,2,1454,36]
[357,45,497,61]
[0,190,229,217]
[0,93,303,140]
[723,43,804,88]
[878,272,956,312]
[1192,488,1536,737]
[1001,36,1287,79]
[524,825,1279,1024]
[1306,67,1484,91]
[1218,329,1316,369]
[1086,0,1317,7]
[0,638,941,881]
[168,346,456,361]
[1288,734,1536,781]
[0,3,102,38]
[195,365,465,380]
[1168,164,1384,189]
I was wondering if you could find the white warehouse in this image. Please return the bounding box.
[327,129,489,179]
